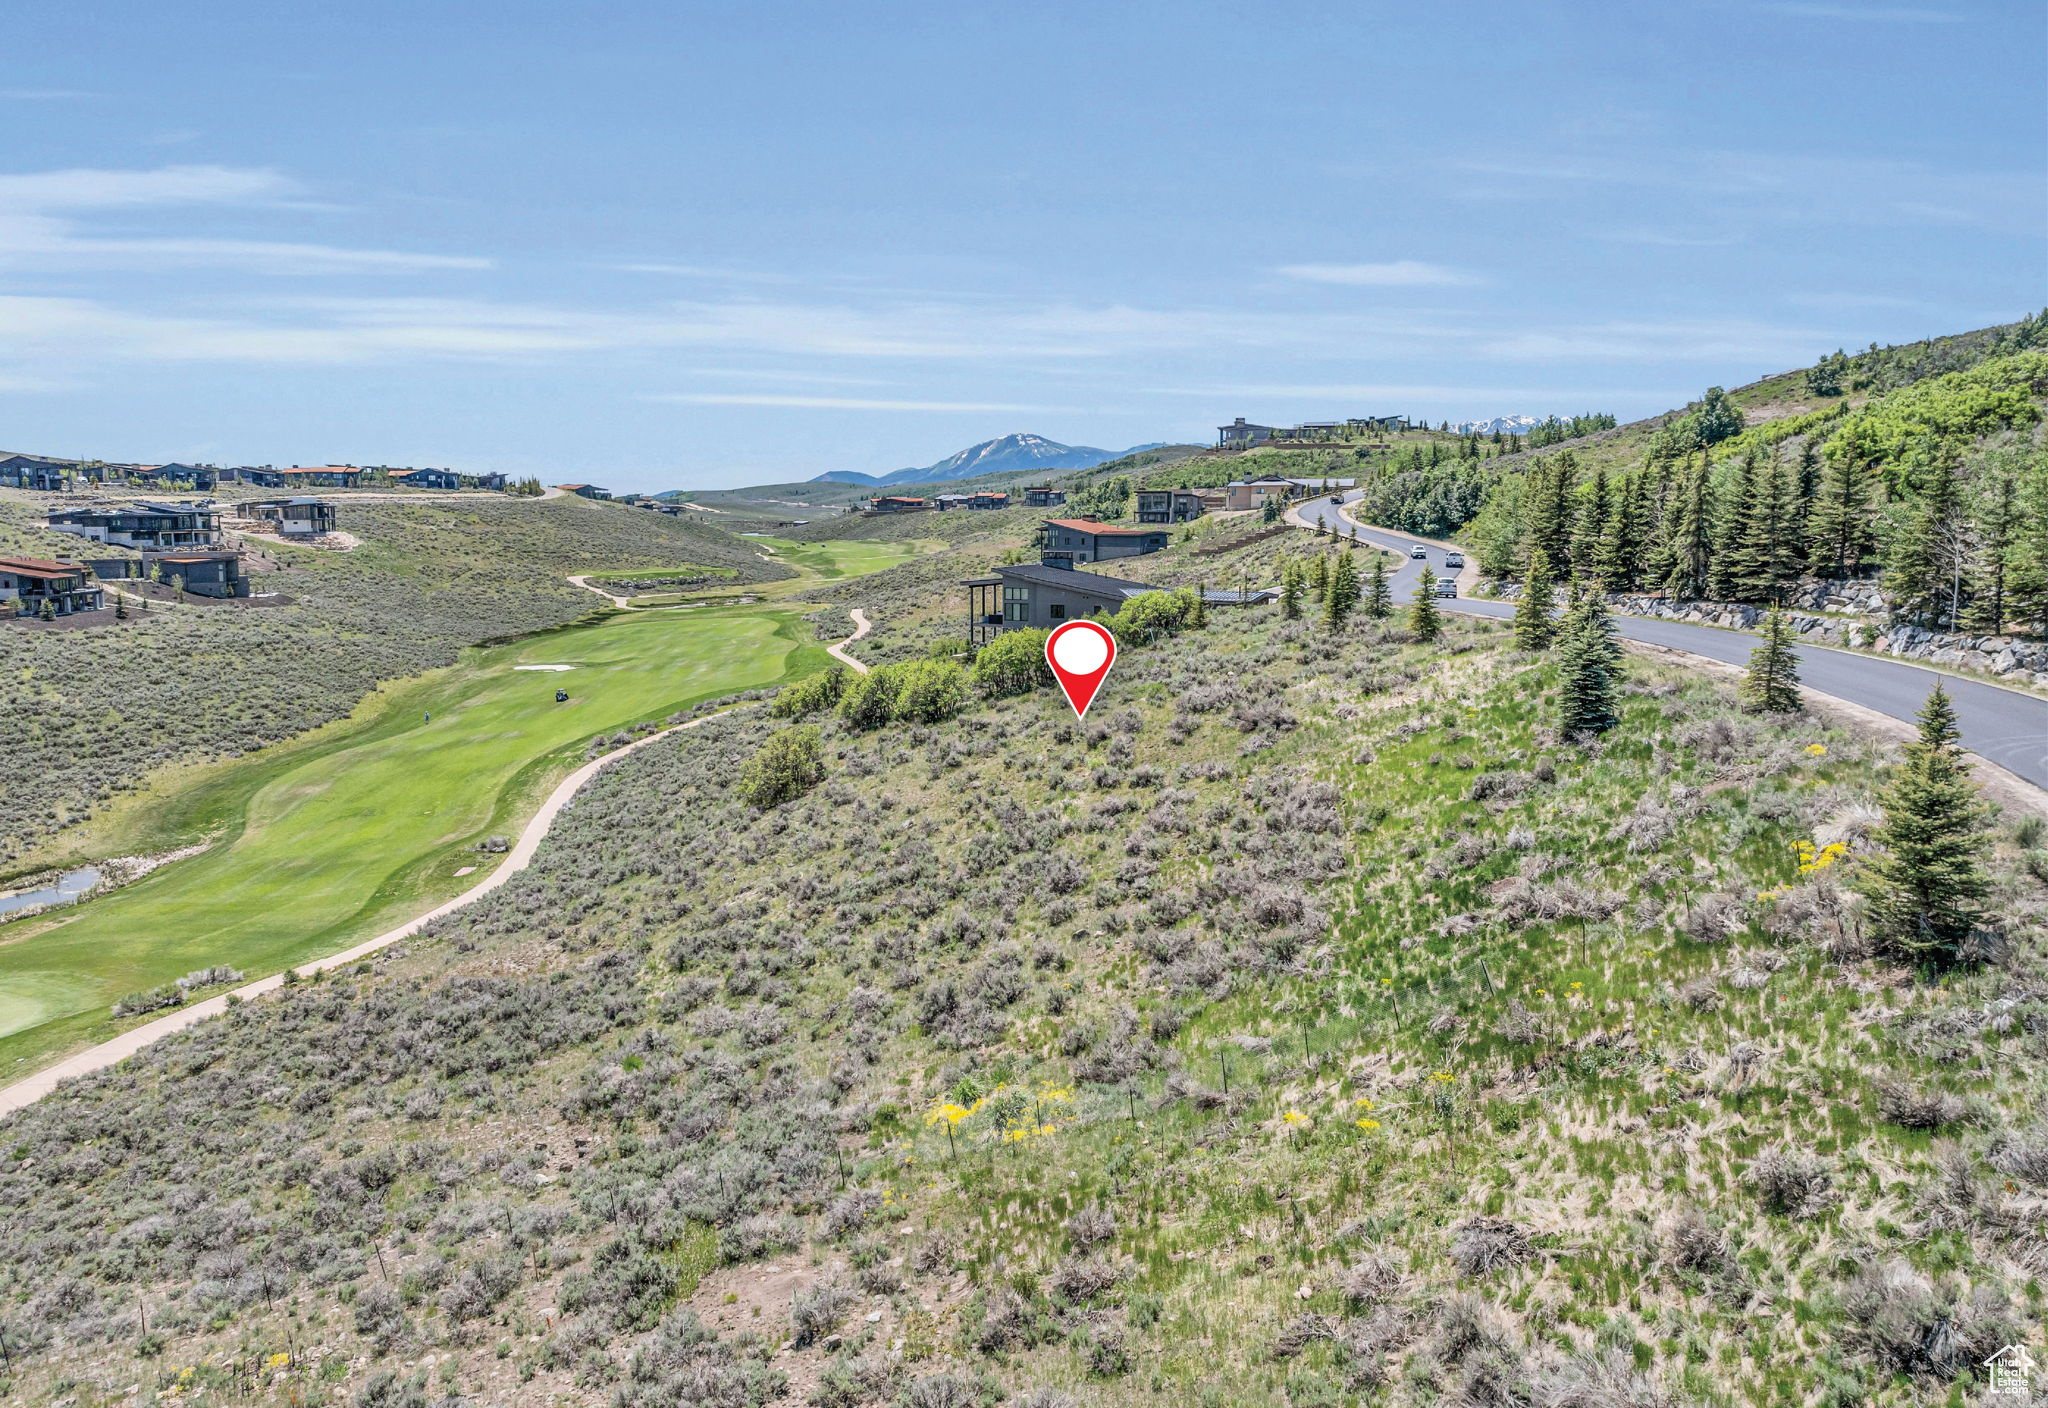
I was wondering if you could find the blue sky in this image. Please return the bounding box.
[0,0,2040,491]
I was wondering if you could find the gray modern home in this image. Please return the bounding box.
[0,556,104,616]
[1021,485,1066,508]
[237,497,338,536]
[392,467,461,490]
[0,455,79,491]
[47,501,222,552]
[961,562,1272,646]
[1038,517,1169,565]
[148,552,250,598]
[1134,489,1207,525]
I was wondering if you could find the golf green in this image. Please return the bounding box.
[0,604,828,1073]
[746,535,929,581]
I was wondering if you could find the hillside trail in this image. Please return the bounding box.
[827,608,872,674]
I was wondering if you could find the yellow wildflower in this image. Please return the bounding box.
[1282,1110,1310,1127]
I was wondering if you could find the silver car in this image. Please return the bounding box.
[1409,544,1427,560]
[1444,551,1464,568]
[1434,577,1457,598]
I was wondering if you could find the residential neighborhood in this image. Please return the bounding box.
[0,554,106,617]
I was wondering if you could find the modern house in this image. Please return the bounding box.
[1021,485,1066,508]
[273,466,363,488]
[868,495,928,514]
[391,467,461,490]
[961,562,1273,645]
[130,463,219,491]
[559,483,612,500]
[148,552,250,599]
[48,501,222,552]
[1218,418,1279,449]
[934,491,1010,511]
[1038,517,1169,566]
[471,471,509,491]
[1134,489,1207,525]
[237,497,338,537]
[0,455,78,491]
[0,556,104,616]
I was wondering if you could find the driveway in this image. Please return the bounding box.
[1291,493,2048,794]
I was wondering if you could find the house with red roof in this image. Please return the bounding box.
[0,555,104,617]
[1038,517,1169,566]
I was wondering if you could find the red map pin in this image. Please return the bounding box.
[1045,619,1118,719]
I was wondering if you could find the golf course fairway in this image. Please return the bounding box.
[0,603,829,1075]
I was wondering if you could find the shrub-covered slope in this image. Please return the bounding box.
[0,496,786,863]
[3,593,2043,1408]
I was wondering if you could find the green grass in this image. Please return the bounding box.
[743,534,933,582]
[0,604,829,1074]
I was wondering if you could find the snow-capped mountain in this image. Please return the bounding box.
[1449,415,1545,435]
[812,432,1133,487]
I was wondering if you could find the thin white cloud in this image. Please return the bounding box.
[650,393,1062,412]
[1763,3,1963,20]
[1275,260,1478,287]
[611,262,799,283]
[0,165,490,275]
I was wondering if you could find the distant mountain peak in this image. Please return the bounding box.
[1449,415,1544,435]
[808,432,1141,487]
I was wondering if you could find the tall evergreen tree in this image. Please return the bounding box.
[1806,446,1874,578]
[1719,450,1803,603]
[1962,452,2020,635]
[2006,450,2048,632]
[1882,450,1972,627]
[1660,453,1715,601]
[1324,553,1360,631]
[1711,448,1763,599]
[1740,608,1802,713]
[1554,589,1621,737]
[1523,453,1578,575]
[1407,565,1443,642]
[1363,553,1393,619]
[1311,554,1330,603]
[1280,560,1303,620]
[1513,546,1556,651]
[1579,466,1613,570]
[1592,471,1649,592]
[1860,684,1992,966]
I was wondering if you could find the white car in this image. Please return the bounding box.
[1444,551,1464,568]
[1409,544,1427,560]
[1434,577,1457,598]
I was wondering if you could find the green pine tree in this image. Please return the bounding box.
[1311,554,1329,602]
[1806,446,1874,579]
[2005,450,2048,631]
[1407,564,1443,642]
[1740,608,1802,713]
[1882,450,1970,628]
[1513,546,1556,651]
[1280,561,1303,620]
[1661,453,1715,601]
[1859,683,1992,966]
[1363,553,1392,618]
[1190,582,1208,629]
[1324,553,1360,631]
[1711,448,1763,600]
[1578,466,1613,567]
[1523,454,1577,575]
[1962,452,2020,635]
[1554,589,1621,737]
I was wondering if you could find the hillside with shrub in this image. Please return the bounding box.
[0,496,786,866]
[1352,313,2048,638]
[3,550,2043,1408]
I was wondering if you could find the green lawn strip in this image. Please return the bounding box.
[0,605,830,1075]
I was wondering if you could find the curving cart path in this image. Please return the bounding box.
[0,613,874,1118]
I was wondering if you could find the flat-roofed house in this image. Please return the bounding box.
[131,463,219,490]
[867,495,928,514]
[960,562,1274,645]
[1022,485,1066,508]
[237,497,337,537]
[149,552,250,598]
[471,471,509,491]
[1217,418,1277,449]
[558,483,613,500]
[278,465,363,488]
[0,555,104,616]
[48,501,222,552]
[1134,488,1207,524]
[391,467,461,490]
[1037,517,1169,566]
[0,455,77,491]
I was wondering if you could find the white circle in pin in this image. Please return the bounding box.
[1051,625,1109,676]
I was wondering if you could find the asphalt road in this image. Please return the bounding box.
[1293,493,2048,792]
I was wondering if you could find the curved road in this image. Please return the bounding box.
[1294,493,2048,793]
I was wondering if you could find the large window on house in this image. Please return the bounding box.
[1003,585,1031,623]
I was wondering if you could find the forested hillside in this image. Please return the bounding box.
[3,549,2043,1408]
[1357,313,2048,637]
[0,497,786,866]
